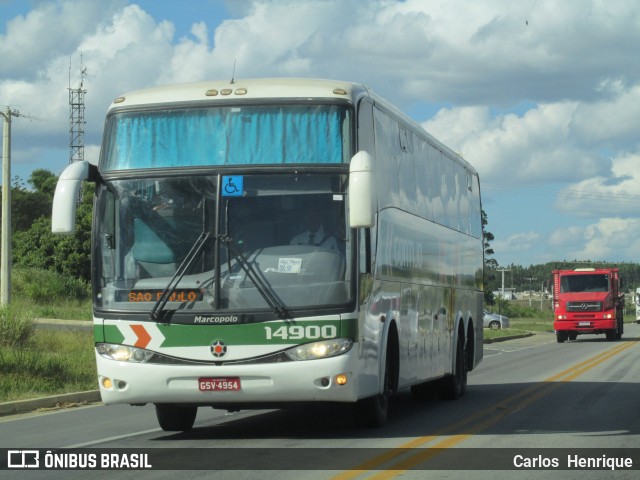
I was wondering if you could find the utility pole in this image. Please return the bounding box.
[1,107,17,304]
[1,107,43,305]
[524,277,537,306]
[496,268,510,315]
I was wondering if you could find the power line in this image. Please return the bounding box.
[483,181,640,205]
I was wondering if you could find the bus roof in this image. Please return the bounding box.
[109,78,367,109]
[107,77,478,176]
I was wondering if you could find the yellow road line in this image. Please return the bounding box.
[333,340,636,479]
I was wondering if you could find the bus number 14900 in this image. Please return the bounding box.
[264,325,337,340]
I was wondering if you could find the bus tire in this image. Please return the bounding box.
[354,330,398,427]
[438,332,467,400]
[155,404,197,431]
[556,332,567,343]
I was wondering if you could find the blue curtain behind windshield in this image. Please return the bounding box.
[104,106,346,170]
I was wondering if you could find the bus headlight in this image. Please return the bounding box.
[97,343,155,363]
[285,338,353,361]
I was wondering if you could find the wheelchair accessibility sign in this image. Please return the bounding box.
[221,176,243,197]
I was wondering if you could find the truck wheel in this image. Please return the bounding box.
[155,404,197,431]
[617,317,623,340]
[556,331,567,343]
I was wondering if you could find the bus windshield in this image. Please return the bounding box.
[94,173,352,316]
[101,104,351,170]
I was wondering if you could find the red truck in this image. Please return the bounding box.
[552,268,624,343]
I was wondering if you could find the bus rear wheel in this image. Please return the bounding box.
[438,333,467,400]
[155,404,197,431]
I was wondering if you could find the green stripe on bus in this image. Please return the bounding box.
[103,324,125,344]
[100,319,357,348]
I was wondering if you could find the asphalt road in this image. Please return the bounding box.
[1,324,639,479]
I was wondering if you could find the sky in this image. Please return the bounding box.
[2,0,640,268]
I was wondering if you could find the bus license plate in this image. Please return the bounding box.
[578,322,591,326]
[198,377,241,392]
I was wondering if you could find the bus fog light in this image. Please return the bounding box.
[101,377,113,389]
[335,374,348,386]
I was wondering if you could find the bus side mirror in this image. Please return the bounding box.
[349,150,375,228]
[51,161,95,234]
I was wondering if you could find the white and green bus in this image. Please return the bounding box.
[52,78,484,430]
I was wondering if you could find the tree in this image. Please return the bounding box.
[482,209,497,305]
[0,171,56,233]
[12,171,93,282]
[28,169,58,197]
[482,210,497,269]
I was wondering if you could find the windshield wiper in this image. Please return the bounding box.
[219,234,291,319]
[150,231,211,321]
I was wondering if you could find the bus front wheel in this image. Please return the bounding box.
[155,404,197,431]
[354,332,398,428]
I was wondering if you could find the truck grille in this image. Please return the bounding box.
[566,301,602,312]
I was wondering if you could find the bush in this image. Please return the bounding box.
[497,301,547,319]
[0,329,96,401]
[12,267,91,303]
[0,304,35,349]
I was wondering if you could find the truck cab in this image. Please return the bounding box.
[552,268,624,342]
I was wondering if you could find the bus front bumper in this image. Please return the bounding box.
[95,349,360,406]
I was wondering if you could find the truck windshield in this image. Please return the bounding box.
[560,274,609,293]
[93,173,352,316]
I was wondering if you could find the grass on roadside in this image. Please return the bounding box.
[32,301,92,321]
[482,312,636,340]
[11,267,93,321]
[0,304,96,403]
[483,317,554,340]
[6,297,92,322]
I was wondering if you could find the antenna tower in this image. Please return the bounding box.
[68,54,87,164]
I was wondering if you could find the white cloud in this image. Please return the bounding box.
[549,218,640,262]
[493,231,540,255]
[4,0,640,267]
[555,152,640,218]
[421,102,608,185]
[571,84,640,148]
[1,3,177,144]
[0,0,125,78]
